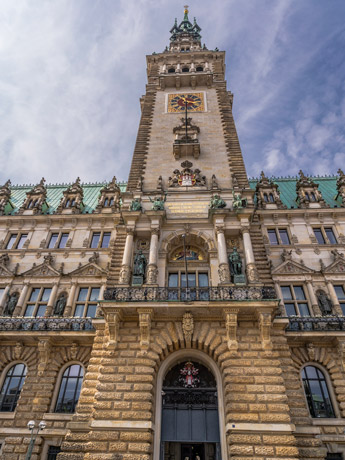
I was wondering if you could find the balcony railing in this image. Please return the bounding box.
[285,316,345,331]
[104,286,277,302]
[0,317,94,331]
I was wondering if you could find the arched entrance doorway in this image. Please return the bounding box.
[160,360,221,460]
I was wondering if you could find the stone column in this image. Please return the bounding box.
[146,229,159,285]
[0,285,10,314]
[216,227,230,284]
[119,229,134,285]
[327,281,343,315]
[46,282,59,316]
[13,283,29,316]
[241,226,260,283]
[64,281,77,317]
[306,280,320,315]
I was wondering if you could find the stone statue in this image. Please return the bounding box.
[168,169,180,187]
[133,250,147,277]
[228,247,242,275]
[211,174,218,189]
[232,190,247,210]
[194,169,206,186]
[210,194,226,209]
[130,198,142,212]
[149,193,167,211]
[53,294,67,316]
[3,292,19,317]
[317,290,333,315]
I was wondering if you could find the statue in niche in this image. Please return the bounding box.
[3,292,19,317]
[228,247,243,276]
[317,290,333,315]
[130,198,142,212]
[53,293,67,316]
[232,190,247,211]
[210,194,226,209]
[133,250,147,278]
[149,193,167,211]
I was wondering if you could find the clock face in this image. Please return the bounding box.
[167,92,205,113]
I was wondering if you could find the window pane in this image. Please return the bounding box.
[181,273,196,287]
[299,303,310,316]
[305,366,318,379]
[55,365,83,413]
[24,305,35,317]
[268,229,278,245]
[281,286,292,300]
[86,304,97,318]
[16,234,27,249]
[41,288,52,302]
[48,233,59,249]
[0,288,5,303]
[74,304,84,317]
[168,274,178,287]
[36,305,47,317]
[69,365,83,377]
[293,286,306,300]
[91,233,100,248]
[77,288,88,302]
[6,234,17,249]
[334,286,345,300]
[0,364,27,412]
[47,446,61,460]
[279,229,290,245]
[29,288,40,302]
[313,229,325,244]
[285,304,297,316]
[101,232,111,248]
[89,288,100,301]
[198,273,209,287]
[325,228,337,244]
[58,233,69,249]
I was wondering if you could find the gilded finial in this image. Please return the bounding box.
[184,5,189,14]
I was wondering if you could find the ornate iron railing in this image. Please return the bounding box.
[285,316,345,331]
[0,317,94,331]
[104,286,276,302]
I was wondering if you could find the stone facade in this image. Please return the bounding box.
[0,7,345,460]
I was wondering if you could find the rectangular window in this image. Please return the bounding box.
[313,228,325,244]
[313,227,337,245]
[268,229,278,245]
[6,234,18,249]
[279,229,290,245]
[16,234,28,249]
[24,287,52,317]
[58,233,69,249]
[74,287,100,318]
[167,271,209,301]
[6,234,27,249]
[334,285,345,315]
[47,446,62,460]
[91,232,101,248]
[101,232,111,248]
[281,285,310,316]
[48,233,59,249]
[325,228,337,244]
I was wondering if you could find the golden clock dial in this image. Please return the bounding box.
[167,92,205,113]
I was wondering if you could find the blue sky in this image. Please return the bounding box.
[0,0,344,185]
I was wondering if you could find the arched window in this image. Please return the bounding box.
[305,192,310,201]
[196,66,203,72]
[269,193,275,202]
[263,193,269,202]
[65,199,70,208]
[182,67,189,73]
[104,197,109,207]
[168,68,175,73]
[28,200,33,209]
[71,198,75,207]
[310,192,316,202]
[55,364,84,413]
[301,365,335,418]
[109,197,114,206]
[0,363,27,412]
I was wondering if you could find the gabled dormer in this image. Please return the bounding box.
[336,168,345,207]
[56,177,84,214]
[255,171,285,209]
[95,176,121,213]
[18,178,49,215]
[296,170,328,208]
[0,180,14,215]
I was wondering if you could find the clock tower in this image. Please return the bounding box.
[60,7,298,460]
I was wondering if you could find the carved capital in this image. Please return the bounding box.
[146,264,158,285]
[215,226,224,235]
[151,227,160,236]
[182,312,194,346]
[104,309,122,350]
[119,265,131,285]
[246,263,260,283]
[126,227,135,236]
[138,308,153,353]
[218,263,230,284]
[224,308,239,352]
[258,312,272,350]
[37,338,51,376]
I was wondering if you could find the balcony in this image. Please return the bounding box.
[173,137,200,159]
[285,316,345,332]
[103,286,276,302]
[0,317,94,331]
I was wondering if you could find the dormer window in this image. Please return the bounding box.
[168,67,175,73]
[269,193,274,203]
[196,66,203,72]
[305,192,310,201]
[311,192,316,201]
[182,67,189,72]
[263,193,268,203]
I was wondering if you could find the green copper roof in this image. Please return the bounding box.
[6,182,127,215]
[249,176,341,209]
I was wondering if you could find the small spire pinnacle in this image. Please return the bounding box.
[184,5,189,20]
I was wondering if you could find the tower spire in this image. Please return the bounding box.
[168,6,202,51]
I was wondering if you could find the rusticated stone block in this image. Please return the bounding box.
[275,446,300,456]
[230,445,254,455]
[124,411,152,420]
[255,446,274,455]
[263,435,296,445]
[120,432,152,442]
[260,413,291,423]
[229,412,259,422]
[85,442,108,451]
[109,442,127,451]
[128,443,151,452]
[230,434,261,444]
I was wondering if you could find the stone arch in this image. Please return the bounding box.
[0,344,36,373]
[160,230,216,255]
[153,349,228,460]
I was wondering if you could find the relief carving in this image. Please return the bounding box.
[138,308,153,353]
[224,308,239,352]
[182,312,194,345]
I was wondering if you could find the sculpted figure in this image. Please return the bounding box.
[317,290,333,315]
[53,294,67,316]
[228,247,242,275]
[133,250,147,277]
[210,194,226,209]
[168,169,180,187]
[3,292,19,317]
[149,193,167,211]
[194,169,206,186]
[130,198,142,212]
[232,190,247,210]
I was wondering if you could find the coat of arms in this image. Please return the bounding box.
[168,161,206,188]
